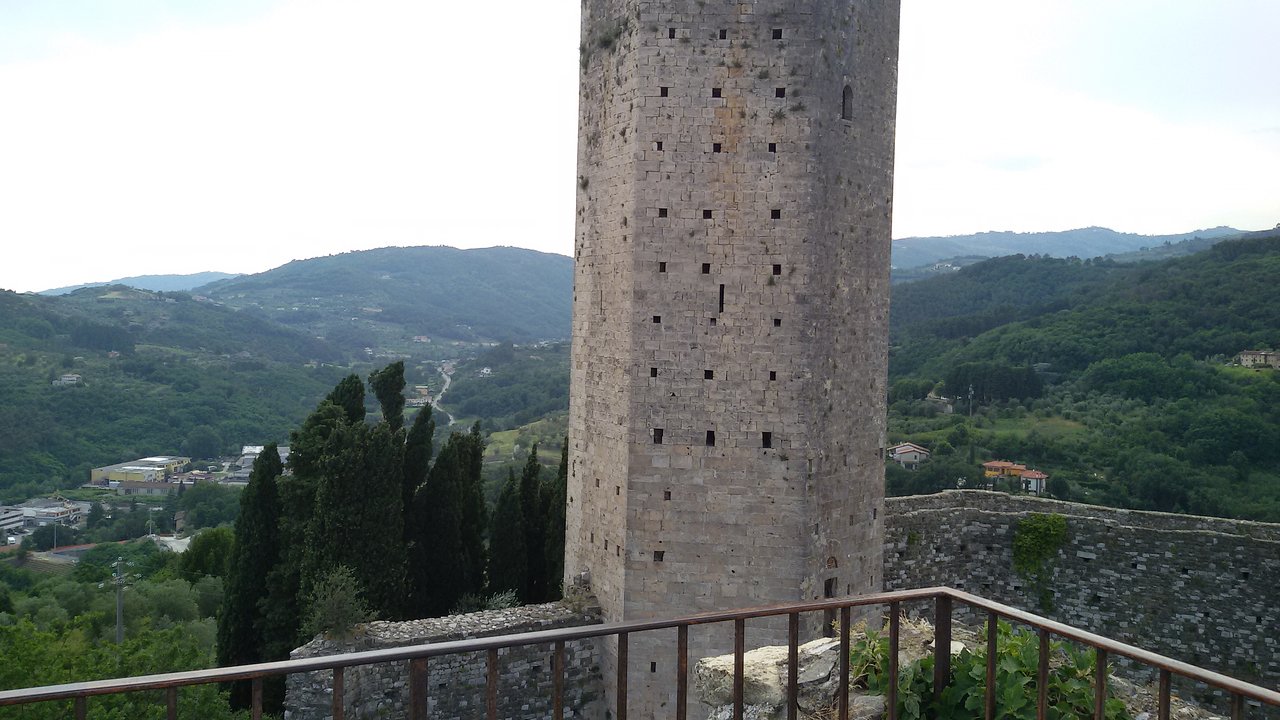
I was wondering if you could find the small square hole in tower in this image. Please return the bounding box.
[713,142,722,153]
[655,140,663,151]
[653,428,664,444]
[771,209,781,219]
[653,552,664,564]
[663,490,671,500]
[705,430,716,446]
[652,315,661,323]
[660,86,669,97]
[615,486,620,496]
[775,87,786,98]
[702,262,711,274]
[658,207,668,218]
[772,28,783,40]
[768,142,777,153]
[773,318,781,327]
[668,28,676,39]
[708,317,717,326]
[594,478,600,488]
[772,264,782,275]
[762,431,773,448]
[704,369,714,380]
[719,29,727,40]
[769,370,777,381]
[658,261,667,273]
[650,367,658,377]
[703,209,713,219]
[711,87,722,98]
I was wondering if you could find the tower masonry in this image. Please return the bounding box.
[566,0,900,716]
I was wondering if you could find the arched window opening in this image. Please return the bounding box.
[841,84,853,121]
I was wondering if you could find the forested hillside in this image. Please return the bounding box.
[887,232,1280,522]
[0,288,352,500]
[198,246,573,346]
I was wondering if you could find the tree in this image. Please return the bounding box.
[369,361,407,432]
[181,527,234,579]
[325,374,366,425]
[407,435,467,617]
[86,501,106,529]
[488,469,527,598]
[1047,475,1071,501]
[401,406,435,526]
[519,446,547,602]
[301,565,374,640]
[543,440,568,600]
[216,444,282,710]
[182,425,224,460]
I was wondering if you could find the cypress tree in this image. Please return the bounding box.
[457,423,489,598]
[543,440,569,600]
[407,435,467,616]
[217,445,282,710]
[369,361,407,432]
[326,374,366,425]
[487,468,527,599]
[401,407,435,525]
[519,446,547,602]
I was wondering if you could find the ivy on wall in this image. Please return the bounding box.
[1012,513,1067,611]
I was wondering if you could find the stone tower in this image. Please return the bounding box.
[566,0,899,716]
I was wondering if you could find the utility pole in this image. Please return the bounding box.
[113,556,125,643]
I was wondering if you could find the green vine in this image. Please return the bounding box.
[1012,513,1067,611]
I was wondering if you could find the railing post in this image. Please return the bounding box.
[74,697,86,720]
[333,666,345,720]
[1093,649,1107,720]
[617,632,629,720]
[733,619,745,720]
[487,648,499,720]
[1037,630,1049,720]
[409,658,428,720]
[839,606,851,720]
[787,612,799,720]
[677,625,688,720]
[1157,669,1171,720]
[1230,693,1245,720]
[985,612,998,720]
[167,687,177,720]
[553,641,565,720]
[251,677,263,720]
[888,602,901,720]
[933,594,952,704]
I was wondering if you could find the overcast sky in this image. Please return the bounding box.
[1,0,1276,293]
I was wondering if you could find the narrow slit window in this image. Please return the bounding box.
[705,430,715,446]
[653,428,664,444]
[762,431,773,448]
[668,28,676,39]
[718,284,725,313]
[842,85,853,121]
[769,370,777,381]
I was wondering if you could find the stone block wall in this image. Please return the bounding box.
[285,602,604,720]
[884,491,1280,690]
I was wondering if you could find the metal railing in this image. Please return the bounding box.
[0,586,1275,719]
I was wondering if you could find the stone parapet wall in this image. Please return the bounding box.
[884,491,1280,690]
[286,601,604,720]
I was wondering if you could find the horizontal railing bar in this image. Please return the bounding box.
[0,586,1275,711]
[943,589,1280,707]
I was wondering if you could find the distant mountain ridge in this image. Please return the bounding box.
[891,226,1243,270]
[40,271,240,296]
[196,246,573,345]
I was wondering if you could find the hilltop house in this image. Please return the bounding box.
[51,373,82,387]
[888,442,931,470]
[982,460,1049,495]
[1238,350,1279,369]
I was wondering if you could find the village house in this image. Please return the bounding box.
[982,460,1050,495]
[51,373,82,387]
[888,442,931,470]
[90,456,190,485]
[1238,349,1280,369]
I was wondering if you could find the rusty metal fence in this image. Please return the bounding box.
[0,586,1275,719]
